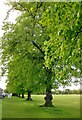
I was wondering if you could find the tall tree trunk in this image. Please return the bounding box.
[44,86,53,107]
[22,93,24,98]
[40,68,54,107]
[26,91,32,100]
[44,68,54,107]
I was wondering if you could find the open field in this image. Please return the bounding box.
[2,95,80,118]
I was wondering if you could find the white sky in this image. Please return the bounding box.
[0,0,80,90]
[0,0,8,37]
[0,0,20,37]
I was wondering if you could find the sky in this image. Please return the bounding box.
[0,0,80,90]
[0,0,20,37]
[0,0,8,37]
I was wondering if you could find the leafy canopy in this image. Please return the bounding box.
[1,2,81,93]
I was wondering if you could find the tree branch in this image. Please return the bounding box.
[74,26,82,40]
[35,2,43,12]
[15,2,29,12]
[32,41,44,55]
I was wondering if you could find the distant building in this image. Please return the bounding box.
[0,88,3,98]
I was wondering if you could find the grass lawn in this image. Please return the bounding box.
[2,95,80,118]
[0,99,2,119]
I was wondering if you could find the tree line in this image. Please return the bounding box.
[1,2,81,107]
[52,89,81,95]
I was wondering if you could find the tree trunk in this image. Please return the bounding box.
[18,93,20,97]
[40,68,54,107]
[26,91,32,100]
[40,86,54,107]
[44,89,53,107]
[22,93,24,98]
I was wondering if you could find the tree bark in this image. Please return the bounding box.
[40,68,54,107]
[40,85,54,107]
[44,89,53,107]
[21,93,24,98]
[26,91,32,100]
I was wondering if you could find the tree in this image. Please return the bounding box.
[1,2,81,107]
[6,53,47,100]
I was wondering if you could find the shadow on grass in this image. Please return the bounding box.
[21,98,63,115]
[21,98,63,116]
[39,105,64,116]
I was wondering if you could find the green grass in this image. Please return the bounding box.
[2,95,80,118]
[0,99,2,119]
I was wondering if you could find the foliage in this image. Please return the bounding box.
[39,2,81,79]
[1,2,81,94]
